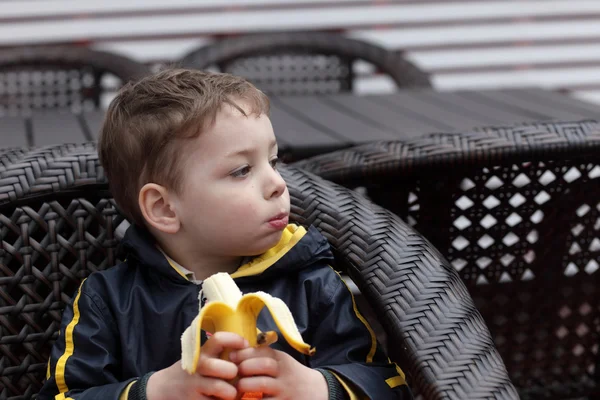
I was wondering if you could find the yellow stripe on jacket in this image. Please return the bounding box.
[330,371,368,400]
[55,394,74,400]
[119,381,137,400]
[331,268,408,394]
[54,279,86,395]
[331,268,377,362]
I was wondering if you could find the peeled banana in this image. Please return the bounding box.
[181,272,315,374]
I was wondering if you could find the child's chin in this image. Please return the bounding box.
[246,233,283,255]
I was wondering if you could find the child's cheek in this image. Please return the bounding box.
[231,201,259,221]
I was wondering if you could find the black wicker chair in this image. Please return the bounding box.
[0,47,150,116]
[294,120,600,399]
[0,144,517,399]
[180,32,431,96]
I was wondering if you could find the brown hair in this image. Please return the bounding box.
[98,68,270,227]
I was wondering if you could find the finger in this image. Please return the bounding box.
[196,357,238,380]
[237,376,280,396]
[238,357,279,378]
[230,346,277,364]
[195,375,238,399]
[203,331,250,358]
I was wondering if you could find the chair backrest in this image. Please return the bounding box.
[0,47,150,116]
[0,144,517,399]
[180,32,431,96]
[294,120,600,399]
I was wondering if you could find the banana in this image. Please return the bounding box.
[181,272,315,374]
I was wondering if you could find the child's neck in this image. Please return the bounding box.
[158,241,242,281]
[184,254,241,281]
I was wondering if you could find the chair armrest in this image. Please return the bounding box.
[292,120,600,185]
[281,166,519,399]
[180,31,431,89]
[0,47,150,83]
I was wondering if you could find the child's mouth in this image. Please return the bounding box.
[268,213,289,229]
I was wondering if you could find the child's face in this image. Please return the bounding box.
[171,101,290,258]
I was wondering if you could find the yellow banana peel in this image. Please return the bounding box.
[181,272,315,374]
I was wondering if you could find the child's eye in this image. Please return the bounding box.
[270,157,279,169]
[231,165,251,178]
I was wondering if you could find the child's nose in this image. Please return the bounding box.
[266,169,286,199]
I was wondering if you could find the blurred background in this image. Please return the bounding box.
[3,0,600,105]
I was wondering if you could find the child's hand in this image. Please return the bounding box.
[146,332,249,400]
[230,346,328,400]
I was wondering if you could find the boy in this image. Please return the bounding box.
[39,69,412,399]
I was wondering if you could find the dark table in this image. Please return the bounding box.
[2,88,600,160]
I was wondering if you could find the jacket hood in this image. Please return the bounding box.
[120,224,334,283]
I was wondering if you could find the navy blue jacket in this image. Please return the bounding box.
[40,224,412,399]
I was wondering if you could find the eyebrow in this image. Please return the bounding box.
[226,139,278,157]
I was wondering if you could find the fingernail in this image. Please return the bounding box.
[243,339,250,347]
[229,351,238,363]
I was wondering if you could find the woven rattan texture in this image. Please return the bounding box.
[0,144,517,399]
[294,120,600,399]
[221,54,355,96]
[0,47,149,116]
[180,32,431,95]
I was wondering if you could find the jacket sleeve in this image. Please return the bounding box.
[306,267,413,400]
[38,279,136,400]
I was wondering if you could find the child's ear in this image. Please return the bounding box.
[139,183,180,234]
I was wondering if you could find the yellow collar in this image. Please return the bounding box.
[162,224,307,282]
[231,224,307,279]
